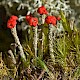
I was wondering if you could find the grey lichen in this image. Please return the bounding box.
[11,26,26,61]
[33,26,38,57]
[48,24,55,63]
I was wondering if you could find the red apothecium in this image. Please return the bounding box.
[7,15,18,29]
[10,15,18,20]
[45,16,57,25]
[28,17,38,27]
[37,6,48,15]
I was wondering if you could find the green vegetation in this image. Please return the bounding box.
[1,11,80,80]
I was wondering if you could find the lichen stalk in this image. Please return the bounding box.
[33,26,38,57]
[11,26,26,61]
[41,15,45,58]
[8,50,16,64]
[48,24,55,63]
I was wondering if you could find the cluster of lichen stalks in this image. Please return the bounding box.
[1,0,77,80]
[7,6,61,62]
[0,5,61,80]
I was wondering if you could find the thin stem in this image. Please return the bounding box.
[8,50,16,64]
[33,26,38,57]
[41,15,45,59]
[11,26,26,61]
[48,24,55,63]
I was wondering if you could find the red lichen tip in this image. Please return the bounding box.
[10,15,18,20]
[28,17,38,27]
[7,15,18,29]
[37,6,48,15]
[45,16,57,26]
